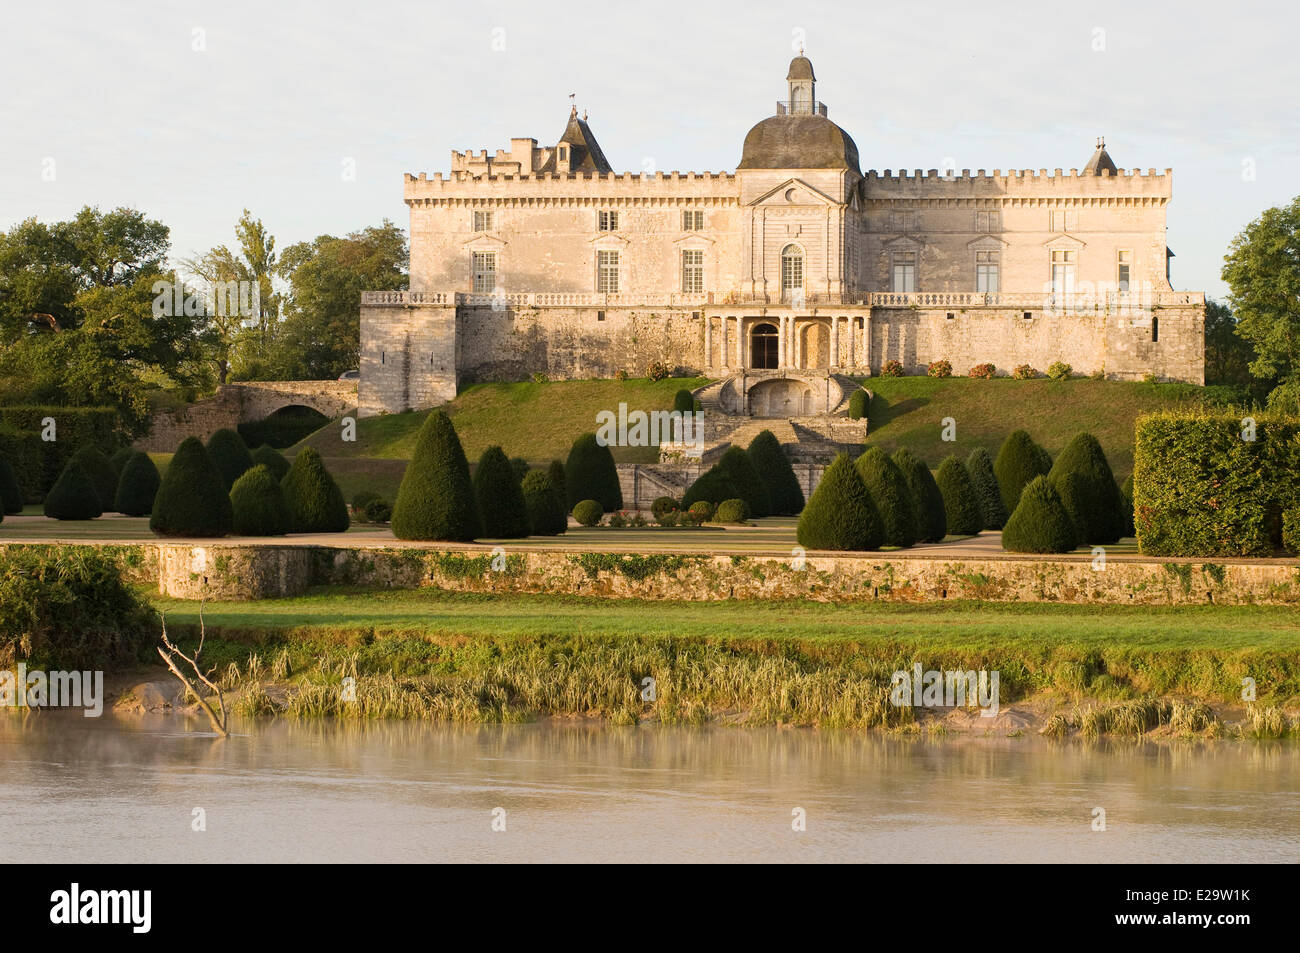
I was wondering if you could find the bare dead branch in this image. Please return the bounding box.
[158,605,228,737]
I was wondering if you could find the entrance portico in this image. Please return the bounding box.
[702,310,872,372]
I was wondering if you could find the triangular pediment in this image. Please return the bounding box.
[1043,234,1086,250]
[463,233,507,248]
[881,234,925,249]
[588,232,630,246]
[967,234,1009,249]
[748,178,839,208]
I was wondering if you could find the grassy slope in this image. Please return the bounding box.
[859,378,1229,477]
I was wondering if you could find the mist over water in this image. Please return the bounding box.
[2,714,1297,863]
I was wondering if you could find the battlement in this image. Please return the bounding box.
[404,170,739,204]
[864,167,1173,200]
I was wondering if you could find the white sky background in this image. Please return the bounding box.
[2,0,1297,299]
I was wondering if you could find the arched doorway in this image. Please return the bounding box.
[799,322,829,369]
[750,322,779,369]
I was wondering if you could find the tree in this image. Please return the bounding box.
[43,460,102,520]
[682,465,740,509]
[893,448,947,543]
[281,447,349,533]
[70,446,118,513]
[1222,196,1300,412]
[206,428,255,490]
[995,430,1050,514]
[230,465,291,536]
[564,432,622,511]
[966,447,1007,530]
[114,450,161,516]
[747,430,804,515]
[1002,475,1078,554]
[797,453,883,551]
[251,443,291,482]
[1047,432,1125,544]
[473,445,531,538]
[1204,298,1265,396]
[521,470,567,535]
[716,446,771,518]
[854,447,916,547]
[935,456,981,536]
[0,459,22,514]
[150,437,232,537]
[391,410,481,541]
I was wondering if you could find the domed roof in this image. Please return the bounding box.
[738,114,860,173]
[787,55,815,81]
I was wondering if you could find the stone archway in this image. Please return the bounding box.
[799,321,829,369]
[750,322,779,369]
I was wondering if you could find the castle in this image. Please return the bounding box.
[360,55,1205,419]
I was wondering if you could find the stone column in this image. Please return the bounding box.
[862,314,870,370]
[735,316,744,368]
[846,317,855,368]
[704,315,713,369]
[777,316,786,369]
[793,318,801,369]
[830,315,840,367]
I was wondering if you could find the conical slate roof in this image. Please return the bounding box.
[1083,138,1118,175]
[538,106,613,173]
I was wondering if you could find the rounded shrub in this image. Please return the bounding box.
[363,499,392,524]
[1012,364,1038,380]
[995,429,1050,515]
[854,447,916,547]
[564,433,623,512]
[747,430,805,515]
[927,359,952,378]
[682,465,740,509]
[881,360,904,377]
[150,437,232,537]
[892,448,947,543]
[473,445,531,538]
[968,363,996,379]
[391,410,481,541]
[113,450,161,516]
[281,446,349,534]
[521,470,566,536]
[572,499,603,526]
[713,498,750,523]
[651,496,679,520]
[656,509,680,527]
[1002,475,1078,553]
[1283,507,1300,556]
[1047,361,1072,381]
[687,500,714,523]
[1047,432,1125,544]
[966,447,1007,530]
[848,389,868,420]
[206,428,255,490]
[229,464,291,536]
[0,458,24,514]
[716,446,771,518]
[935,456,981,536]
[70,447,118,513]
[797,453,884,551]
[673,389,695,413]
[43,460,103,520]
[251,444,291,482]
[547,459,567,509]
[352,490,381,519]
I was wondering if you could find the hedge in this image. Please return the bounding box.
[0,406,123,497]
[0,458,23,514]
[854,447,916,547]
[748,430,805,515]
[893,448,946,543]
[230,464,291,536]
[521,470,567,535]
[150,436,233,537]
[935,456,981,536]
[564,433,623,511]
[0,429,44,503]
[797,453,883,551]
[207,428,255,491]
[847,389,868,420]
[966,447,1007,530]
[113,451,161,516]
[42,460,103,520]
[1284,507,1300,556]
[391,410,482,541]
[281,447,350,534]
[1133,412,1300,556]
[1002,475,1077,553]
[473,445,531,538]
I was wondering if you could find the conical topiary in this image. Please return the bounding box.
[966,447,1007,530]
[230,464,291,536]
[797,453,883,551]
[43,460,103,520]
[206,428,255,490]
[995,429,1050,515]
[251,444,291,482]
[510,457,530,483]
[893,448,947,543]
[855,446,917,547]
[0,458,23,514]
[1047,432,1125,544]
[935,456,982,536]
[546,459,567,511]
[110,446,134,477]
[391,410,482,541]
[682,464,741,509]
[747,430,805,515]
[1053,469,1091,542]
[70,446,118,512]
[716,446,771,518]
[281,447,349,533]
[1002,475,1078,553]
[473,445,531,538]
[150,437,232,537]
[521,470,567,536]
[113,450,161,516]
[564,432,623,512]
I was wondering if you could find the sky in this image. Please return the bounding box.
[2,0,1297,299]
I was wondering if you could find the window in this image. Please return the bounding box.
[598,210,619,232]
[750,323,779,369]
[1152,316,1159,343]
[975,210,1000,232]
[597,250,620,293]
[780,244,804,297]
[976,250,999,293]
[1050,209,1079,232]
[1051,249,1076,296]
[890,210,919,232]
[681,249,704,293]
[892,252,916,293]
[1117,250,1132,292]
[473,210,494,232]
[471,252,497,293]
[682,210,704,230]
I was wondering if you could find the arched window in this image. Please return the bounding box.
[781,245,804,299]
[751,323,779,369]
[1152,315,1159,343]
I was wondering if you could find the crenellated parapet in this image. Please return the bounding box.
[863,168,1173,205]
